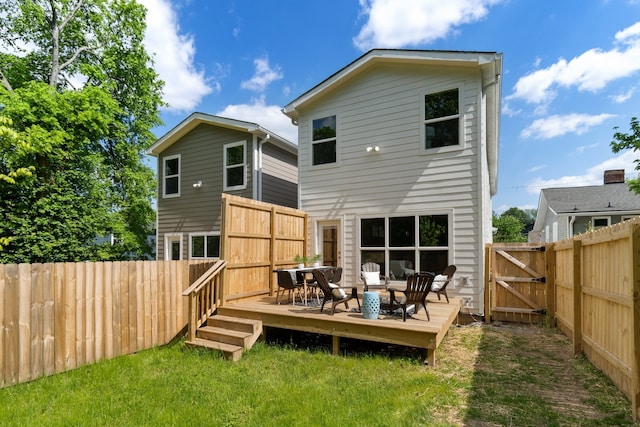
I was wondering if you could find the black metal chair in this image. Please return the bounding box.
[275,270,303,305]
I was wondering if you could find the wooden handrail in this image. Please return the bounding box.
[183,259,227,342]
[182,259,227,296]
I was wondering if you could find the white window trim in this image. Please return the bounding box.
[420,83,465,155]
[188,232,221,259]
[162,154,181,198]
[357,211,453,281]
[164,233,183,260]
[223,141,247,191]
[311,114,338,168]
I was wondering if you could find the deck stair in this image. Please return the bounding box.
[185,314,263,361]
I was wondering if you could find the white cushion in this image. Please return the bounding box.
[432,274,448,291]
[362,271,380,285]
[328,283,347,298]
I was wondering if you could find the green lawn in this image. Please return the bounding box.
[0,323,636,426]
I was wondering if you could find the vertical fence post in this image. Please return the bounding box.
[484,244,491,322]
[545,243,556,327]
[572,239,582,355]
[631,224,640,421]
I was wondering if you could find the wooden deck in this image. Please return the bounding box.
[217,293,462,366]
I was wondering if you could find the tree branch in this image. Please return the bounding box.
[59,45,91,72]
[58,0,85,34]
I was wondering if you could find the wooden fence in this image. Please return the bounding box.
[487,216,640,419]
[553,218,640,420]
[0,260,214,388]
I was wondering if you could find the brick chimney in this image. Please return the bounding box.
[604,169,625,184]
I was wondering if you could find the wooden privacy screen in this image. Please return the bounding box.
[219,193,308,303]
[0,260,214,388]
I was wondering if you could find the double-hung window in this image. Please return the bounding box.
[224,141,246,190]
[163,154,180,198]
[360,214,450,280]
[190,233,220,259]
[312,115,337,165]
[424,88,460,150]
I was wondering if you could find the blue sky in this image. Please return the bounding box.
[140,0,640,213]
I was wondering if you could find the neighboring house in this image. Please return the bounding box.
[531,170,640,243]
[146,113,298,261]
[282,49,503,313]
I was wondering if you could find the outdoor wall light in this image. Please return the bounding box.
[192,180,203,189]
[366,145,380,153]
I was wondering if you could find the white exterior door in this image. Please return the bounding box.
[164,233,182,260]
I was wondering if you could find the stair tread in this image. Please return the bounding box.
[209,315,261,326]
[199,325,251,338]
[186,338,243,353]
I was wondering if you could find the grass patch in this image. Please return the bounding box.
[0,322,637,426]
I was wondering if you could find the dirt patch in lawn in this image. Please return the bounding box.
[446,321,635,426]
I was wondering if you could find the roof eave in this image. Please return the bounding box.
[283,49,502,122]
[146,112,297,156]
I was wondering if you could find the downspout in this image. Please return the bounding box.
[257,134,270,201]
[569,215,576,238]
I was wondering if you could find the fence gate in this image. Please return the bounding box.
[485,243,552,324]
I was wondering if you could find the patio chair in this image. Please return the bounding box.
[311,269,360,315]
[296,270,320,304]
[361,262,390,291]
[330,266,343,284]
[389,273,435,322]
[431,265,456,303]
[275,270,303,305]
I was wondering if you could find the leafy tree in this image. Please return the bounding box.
[0,0,163,263]
[492,207,536,243]
[611,116,640,194]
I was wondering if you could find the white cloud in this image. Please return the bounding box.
[241,57,283,93]
[216,96,298,144]
[139,0,214,112]
[520,113,615,139]
[525,150,638,194]
[508,21,640,105]
[611,88,635,103]
[353,0,504,51]
[576,143,599,154]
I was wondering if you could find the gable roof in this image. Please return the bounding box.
[281,48,503,195]
[533,183,640,231]
[145,112,297,157]
[543,183,640,213]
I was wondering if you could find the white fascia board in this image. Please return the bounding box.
[146,112,296,156]
[282,49,502,122]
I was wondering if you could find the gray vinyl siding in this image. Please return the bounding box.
[297,63,489,311]
[156,124,254,260]
[261,143,298,208]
